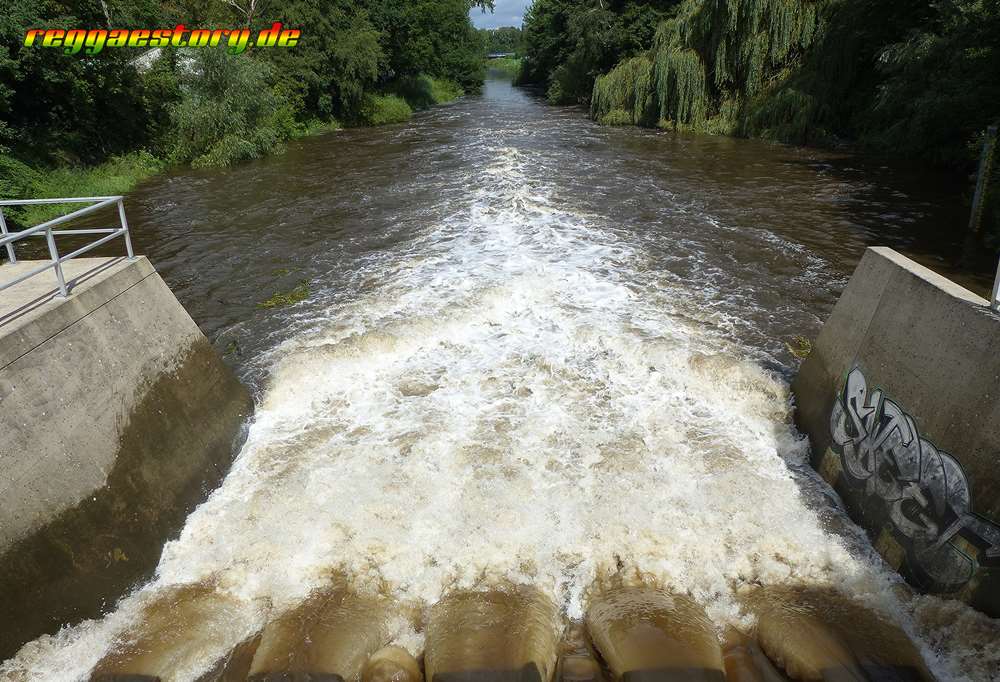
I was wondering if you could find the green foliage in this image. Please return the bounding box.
[487,57,523,78]
[360,94,413,126]
[372,0,488,92]
[592,56,656,126]
[745,84,827,144]
[653,46,707,126]
[168,50,299,168]
[1,0,487,194]
[633,0,822,132]
[0,155,41,208]
[480,26,524,55]
[598,109,634,126]
[0,0,174,166]
[261,1,384,119]
[520,0,681,103]
[0,151,163,227]
[860,0,1000,165]
[388,74,464,109]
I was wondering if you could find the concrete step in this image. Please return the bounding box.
[87,581,936,682]
[425,586,559,682]
[585,586,725,682]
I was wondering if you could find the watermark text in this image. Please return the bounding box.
[23,23,301,55]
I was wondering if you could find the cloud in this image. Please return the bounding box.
[470,0,531,29]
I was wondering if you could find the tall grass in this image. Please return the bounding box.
[360,94,414,126]
[0,152,163,227]
[388,75,464,110]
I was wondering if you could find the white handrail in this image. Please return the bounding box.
[992,257,1000,313]
[0,196,135,298]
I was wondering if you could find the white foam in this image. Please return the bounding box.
[3,145,997,682]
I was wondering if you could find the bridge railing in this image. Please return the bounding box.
[0,196,135,298]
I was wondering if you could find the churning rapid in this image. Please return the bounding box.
[3,78,998,681]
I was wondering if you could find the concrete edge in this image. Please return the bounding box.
[0,257,157,370]
[869,246,990,307]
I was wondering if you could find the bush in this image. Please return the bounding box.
[169,50,299,168]
[0,155,41,205]
[359,94,413,126]
[487,57,523,78]
[592,56,656,126]
[388,75,463,110]
[598,110,634,126]
[426,77,464,105]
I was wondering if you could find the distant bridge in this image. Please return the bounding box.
[487,52,516,59]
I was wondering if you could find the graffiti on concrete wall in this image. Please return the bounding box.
[830,367,1000,592]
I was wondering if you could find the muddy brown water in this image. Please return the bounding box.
[3,76,999,680]
[13,76,991,387]
[132,82,989,386]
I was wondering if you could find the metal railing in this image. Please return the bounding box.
[0,196,135,298]
[993,258,1000,313]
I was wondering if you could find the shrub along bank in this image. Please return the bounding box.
[0,0,491,227]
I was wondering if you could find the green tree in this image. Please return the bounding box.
[369,0,487,91]
[481,26,523,55]
[0,0,169,165]
[168,48,298,167]
[519,0,677,103]
[261,0,384,119]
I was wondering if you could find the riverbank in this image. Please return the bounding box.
[518,0,1000,245]
[2,1,487,228]
[0,73,464,229]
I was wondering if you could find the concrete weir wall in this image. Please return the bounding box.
[793,247,1000,616]
[0,257,252,658]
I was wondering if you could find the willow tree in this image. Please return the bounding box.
[591,0,823,132]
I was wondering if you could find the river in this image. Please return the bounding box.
[2,76,998,680]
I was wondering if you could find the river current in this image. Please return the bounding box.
[3,77,998,680]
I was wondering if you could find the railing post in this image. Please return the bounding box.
[44,226,68,297]
[970,125,998,234]
[992,257,1000,313]
[0,207,16,264]
[117,199,136,261]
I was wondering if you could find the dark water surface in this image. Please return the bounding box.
[116,77,986,385]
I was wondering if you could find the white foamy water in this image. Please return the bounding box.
[3,143,998,682]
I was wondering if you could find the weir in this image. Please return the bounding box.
[3,95,1000,678]
[78,578,938,681]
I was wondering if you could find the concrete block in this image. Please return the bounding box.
[793,247,1000,616]
[0,258,252,658]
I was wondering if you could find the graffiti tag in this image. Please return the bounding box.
[830,367,1000,592]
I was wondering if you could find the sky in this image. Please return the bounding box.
[470,0,532,29]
